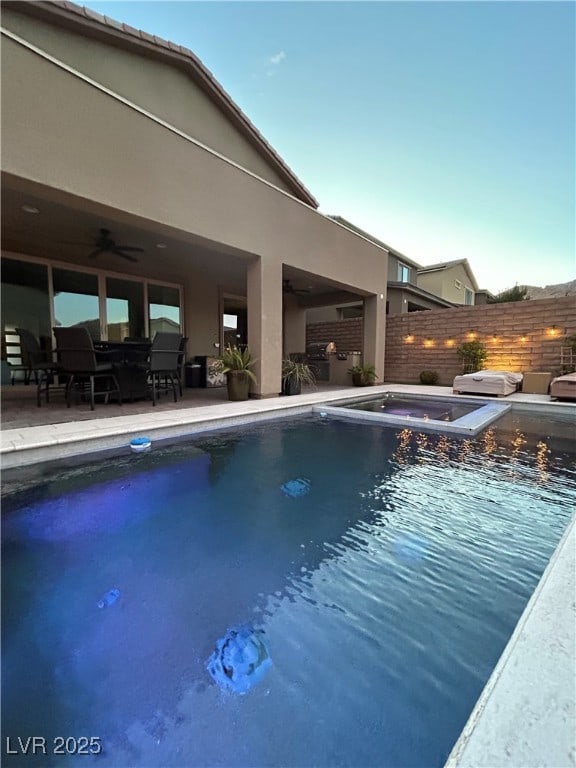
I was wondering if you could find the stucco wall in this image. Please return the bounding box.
[307,297,576,384]
[418,263,475,304]
[1,8,296,196]
[2,32,388,393]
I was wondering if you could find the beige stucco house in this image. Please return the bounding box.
[1,0,389,396]
[417,259,479,306]
[308,216,455,322]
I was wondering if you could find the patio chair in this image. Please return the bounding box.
[144,332,183,406]
[15,327,61,407]
[176,336,188,396]
[53,326,122,411]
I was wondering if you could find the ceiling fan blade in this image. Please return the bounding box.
[113,248,139,263]
[58,239,91,246]
[115,245,144,252]
[88,247,105,258]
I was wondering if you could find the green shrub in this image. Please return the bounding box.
[419,370,439,385]
[456,340,487,373]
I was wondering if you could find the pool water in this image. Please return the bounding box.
[345,394,482,421]
[2,412,575,768]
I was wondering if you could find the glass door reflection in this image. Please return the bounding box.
[106,277,145,341]
[53,268,100,339]
[148,283,181,336]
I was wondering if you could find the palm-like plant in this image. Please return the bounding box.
[219,344,257,383]
[282,359,316,387]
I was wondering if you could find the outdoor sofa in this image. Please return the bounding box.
[453,370,523,397]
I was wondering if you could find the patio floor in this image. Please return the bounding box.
[2,381,573,472]
[1,381,569,432]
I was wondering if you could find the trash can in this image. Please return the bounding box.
[185,363,202,388]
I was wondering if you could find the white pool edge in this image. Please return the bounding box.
[445,514,576,768]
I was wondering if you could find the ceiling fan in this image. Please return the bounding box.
[62,228,144,262]
[283,279,311,296]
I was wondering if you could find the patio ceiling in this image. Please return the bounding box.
[2,174,366,307]
[1,173,252,292]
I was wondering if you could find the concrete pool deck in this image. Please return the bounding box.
[1,382,575,766]
[2,382,575,467]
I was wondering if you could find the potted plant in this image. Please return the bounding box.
[348,364,377,386]
[456,340,487,373]
[281,359,316,395]
[219,344,257,401]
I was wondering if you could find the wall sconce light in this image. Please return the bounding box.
[404,334,414,344]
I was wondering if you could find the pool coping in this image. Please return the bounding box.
[445,514,576,768]
[1,384,575,766]
[313,396,511,435]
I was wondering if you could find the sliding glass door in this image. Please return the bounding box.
[148,284,181,336]
[106,277,146,341]
[1,256,183,362]
[53,268,100,339]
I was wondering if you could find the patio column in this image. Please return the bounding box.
[247,258,283,398]
[283,293,307,356]
[363,293,386,382]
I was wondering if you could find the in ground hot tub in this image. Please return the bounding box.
[315,393,511,435]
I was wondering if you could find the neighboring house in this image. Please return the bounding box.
[417,259,479,306]
[1,0,389,394]
[307,216,455,322]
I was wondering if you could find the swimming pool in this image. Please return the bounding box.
[2,411,575,767]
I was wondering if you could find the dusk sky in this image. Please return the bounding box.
[85,0,575,293]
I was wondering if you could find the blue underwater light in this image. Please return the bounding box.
[207,625,272,694]
[97,588,120,609]
[281,478,311,497]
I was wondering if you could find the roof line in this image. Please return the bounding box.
[328,216,419,265]
[5,0,318,208]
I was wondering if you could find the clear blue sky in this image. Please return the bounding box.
[85,0,575,293]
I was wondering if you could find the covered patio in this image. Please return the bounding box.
[2,1,388,402]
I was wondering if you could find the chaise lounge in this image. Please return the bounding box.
[453,370,523,397]
[550,372,576,401]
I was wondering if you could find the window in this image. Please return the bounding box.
[148,284,181,336]
[397,262,410,283]
[464,288,474,305]
[339,305,363,319]
[106,277,145,340]
[454,280,462,289]
[53,268,100,339]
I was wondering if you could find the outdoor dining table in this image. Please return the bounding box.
[93,341,152,401]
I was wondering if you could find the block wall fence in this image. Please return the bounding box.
[306,296,576,385]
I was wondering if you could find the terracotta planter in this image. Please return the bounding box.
[226,371,251,401]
